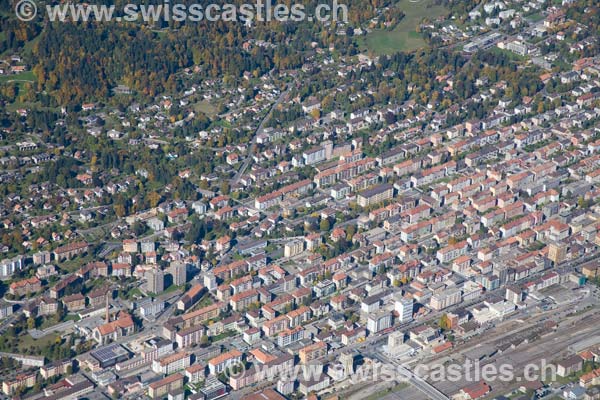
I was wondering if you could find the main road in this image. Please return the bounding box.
[371,350,449,400]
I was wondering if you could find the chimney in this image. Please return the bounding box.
[105,294,110,323]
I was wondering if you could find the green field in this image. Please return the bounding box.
[362,0,448,54]
[526,12,545,22]
[488,47,528,62]
[17,332,58,353]
[0,70,35,84]
[193,100,217,117]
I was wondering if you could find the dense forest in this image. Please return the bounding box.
[1,0,399,105]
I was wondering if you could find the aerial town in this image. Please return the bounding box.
[1,0,600,399]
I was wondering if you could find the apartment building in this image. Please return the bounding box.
[299,342,327,364]
[147,373,184,399]
[208,349,243,375]
[357,184,394,207]
[152,352,191,375]
[430,288,462,311]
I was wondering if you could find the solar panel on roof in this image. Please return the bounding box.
[91,343,128,362]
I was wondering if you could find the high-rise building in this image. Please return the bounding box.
[284,240,304,258]
[548,242,567,264]
[277,379,294,396]
[146,269,164,294]
[395,296,414,323]
[388,331,405,348]
[204,273,217,291]
[339,352,354,375]
[170,261,187,286]
[366,311,392,334]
